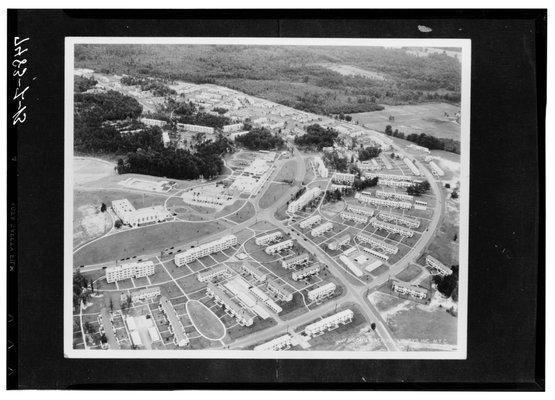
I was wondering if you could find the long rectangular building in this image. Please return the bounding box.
[197,265,232,282]
[124,286,161,303]
[339,255,364,277]
[356,232,399,254]
[362,247,390,261]
[347,204,375,217]
[379,179,414,188]
[222,123,243,133]
[106,261,155,283]
[403,157,420,175]
[99,308,119,350]
[299,214,322,229]
[177,123,214,134]
[304,309,354,337]
[267,280,294,302]
[112,199,171,228]
[241,263,267,282]
[340,211,368,224]
[250,286,282,313]
[265,239,293,254]
[254,334,293,351]
[429,161,445,177]
[355,193,412,209]
[391,280,427,300]
[376,190,414,202]
[426,255,453,276]
[332,172,355,185]
[281,253,309,269]
[311,222,333,237]
[307,282,337,302]
[370,217,414,237]
[292,264,321,281]
[378,211,420,228]
[175,235,237,265]
[207,283,255,326]
[328,234,351,251]
[159,296,189,347]
[255,231,283,246]
[288,187,322,213]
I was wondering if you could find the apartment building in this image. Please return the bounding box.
[292,263,321,281]
[379,179,415,188]
[403,157,421,175]
[207,283,255,326]
[175,235,237,266]
[140,117,166,127]
[426,255,453,276]
[288,187,322,214]
[311,222,333,237]
[429,161,445,177]
[370,217,415,237]
[254,334,293,351]
[307,282,337,302]
[414,200,428,210]
[250,286,282,314]
[332,172,355,185]
[267,280,294,302]
[356,232,399,254]
[328,234,351,251]
[313,156,329,178]
[105,261,155,283]
[376,190,414,202]
[241,263,267,282]
[122,286,161,303]
[340,211,368,224]
[355,193,412,209]
[347,204,375,217]
[281,253,310,269]
[361,247,390,261]
[255,231,283,246]
[378,211,420,228]
[159,296,189,347]
[299,214,322,229]
[177,123,215,134]
[265,239,294,255]
[111,199,171,228]
[196,265,232,283]
[391,280,427,300]
[222,123,244,133]
[304,309,354,337]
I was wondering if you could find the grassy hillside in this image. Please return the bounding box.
[75,44,461,115]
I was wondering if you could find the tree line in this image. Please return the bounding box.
[121,75,177,97]
[234,127,285,150]
[385,125,460,154]
[294,124,339,150]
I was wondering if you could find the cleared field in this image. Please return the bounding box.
[319,63,387,81]
[73,220,226,266]
[351,103,460,140]
[74,157,115,185]
[186,300,226,340]
[259,182,289,209]
[226,201,255,224]
[275,160,297,182]
[395,264,422,282]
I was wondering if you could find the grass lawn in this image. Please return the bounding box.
[227,317,277,340]
[275,160,297,182]
[226,201,255,224]
[73,220,226,266]
[259,182,290,209]
[279,292,309,321]
[395,264,423,282]
[186,300,226,340]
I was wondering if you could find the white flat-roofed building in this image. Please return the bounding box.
[207,283,255,326]
[347,204,375,217]
[292,263,320,281]
[311,222,333,237]
[339,255,364,277]
[250,286,282,313]
[177,123,214,134]
[391,280,427,300]
[429,161,445,177]
[288,187,322,214]
[111,198,136,224]
[313,156,329,178]
[148,326,160,342]
[426,255,453,276]
[159,296,189,347]
[281,253,309,269]
[111,199,171,228]
[340,211,368,224]
[197,264,232,282]
[381,179,415,189]
[141,117,166,127]
[332,172,355,185]
[355,193,412,209]
[365,259,383,273]
[175,235,237,266]
[222,123,243,133]
[403,157,420,175]
[99,308,119,350]
[378,211,420,228]
[359,159,381,171]
[370,217,414,237]
[362,247,390,261]
[356,232,399,254]
[229,130,250,140]
[371,173,418,182]
[376,190,414,202]
[106,261,155,283]
[252,117,268,125]
[265,239,294,255]
[267,280,294,302]
[241,263,267,282]
[328,234,351,251]
[254,334,293,351]
[307,282,337,302]
[414,199,428,210]
[379,153,394,170]
[299,214,322,229]
[123,286,161,303]
[304,309,354,337]
[255,231,283,246]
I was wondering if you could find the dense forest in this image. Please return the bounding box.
[385,125,461,154]
[358,145,382,161]
[234,128,285,150]
[74,75,98,93]
[294,124,339,150]
[120,75,177,97]
[75,44,461,115]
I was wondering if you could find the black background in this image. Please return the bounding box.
[7,9,545,390]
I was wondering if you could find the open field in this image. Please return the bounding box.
[318,63,387,81]
[74,157,115,185]
[351,103,460,140]
[186,300,226,340]
[259,182,290,209]
[275,160,297,182]
[73,220,226,266]
[226,201,255,224]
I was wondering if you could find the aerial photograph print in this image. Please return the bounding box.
[66,38,469,359]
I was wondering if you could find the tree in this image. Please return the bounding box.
[451,191,459,199]
[370,322,376,331]
[345,115,352,122]
[100,203,107,212]
[445,183,451,189]
[407,180,431,196]
[114,219,123,229]
[433,265,459,299]
[109,297,114,312]
[385,125,393,136]
[358,146,381,161]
